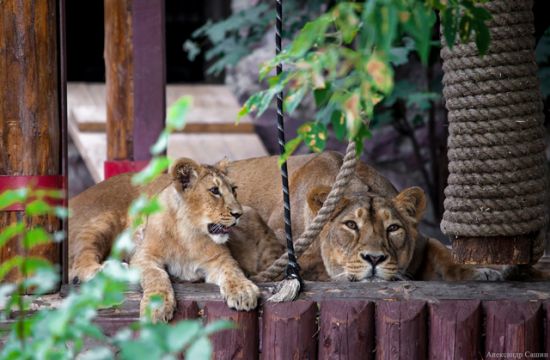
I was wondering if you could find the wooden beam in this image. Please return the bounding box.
[0,0,62,289]
[452,235,534,265]
[104,0,165,170]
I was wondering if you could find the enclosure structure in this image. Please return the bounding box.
[1,0,550,358]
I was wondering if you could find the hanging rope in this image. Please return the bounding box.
[252,141,357,286]
[440,0,548,262]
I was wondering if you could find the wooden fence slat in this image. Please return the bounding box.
[204,301,259,360]
[318,300,374,360]
[261,300,317,360]
[172,300,199,321]
[484,300,542,355]
[428,300,481,360]
[375,300,427,360]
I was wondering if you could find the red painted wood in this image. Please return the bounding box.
[484,301,542,356]
[375,301,427,360]
[0,175,65,210]
[104,160,149,179]
[318,300,374,360]
[171,300,199,321]
[261,300,317,360]
[204,301,259,359]
[428,300,481,360]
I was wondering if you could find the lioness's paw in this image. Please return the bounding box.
[220,279,260,311]
[140,291,176,323]
[473,268,503,281]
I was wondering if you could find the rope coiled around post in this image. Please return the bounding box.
[251,141,357,284]
[440,0,548,261]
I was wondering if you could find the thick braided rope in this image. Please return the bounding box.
[440,0,548,260]
[252,141,357,282]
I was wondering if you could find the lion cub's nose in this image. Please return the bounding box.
[361,253,387,266]
[230,211,242,220]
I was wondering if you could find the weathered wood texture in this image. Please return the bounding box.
[318,300,374,360]
[375,301,427,360]
[0,0,61,286]
[104,0,134,161]
[452,234,533,265]
[484,300,543,355]
[261,301,317,360]
[205,301,259,360]
[428,300,481,360]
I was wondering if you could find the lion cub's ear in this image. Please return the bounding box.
[215,157,230,174]
[170,158,201,191]
[393,187,426,221]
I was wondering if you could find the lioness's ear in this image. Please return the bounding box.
[215,157,229,174]
[307,185,331,214]
[393,187,426,221]
[170,158,201,191]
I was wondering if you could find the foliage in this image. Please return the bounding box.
[235,0,491,158]
[0,97,233,359]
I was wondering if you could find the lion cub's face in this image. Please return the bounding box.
[171,158,243,244]
[308,186,426,282]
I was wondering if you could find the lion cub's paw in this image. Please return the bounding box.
[140,291,176,323]
[473,268,503,281]
[220,279,260,311]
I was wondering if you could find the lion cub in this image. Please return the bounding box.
[69,158,260,322]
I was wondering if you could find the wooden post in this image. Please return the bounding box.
[204,301,259,359]
[104,0,165,178]
[261,301,318,360]
[0,0,63,288]
[484,301,543,355]
[375,301,427,360]
[318,300,374,360]
[428,301,482,359]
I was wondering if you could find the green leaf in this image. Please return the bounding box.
[25,199,52,216]
[0,256,23,281]
[330,110,346,140]
[23,228,51,249]
[288,15,331,57]
[166,320,202,352]
[298,122,327,153]
[474,21,490,55]
[442,6,457,48]
[284,86,307,115]
[167,96,192,131]
[313,84,332,108]
[150,130,170,156]
[185,336,212,360]
[202,320,235,336]
[131,157,170,185]
[278,137,303,167]
[183,40,201,61]
[0,223,25,249]
[0,188,29,210]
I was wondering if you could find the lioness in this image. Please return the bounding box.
[227,152,501,281]
[69,158,260,322]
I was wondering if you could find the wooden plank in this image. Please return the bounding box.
[484,300,543,355]
[375,301,427,360]
[204,301,259,359]
[428,300,481,360]
[104,0,133,161]
[0,0,61,287]
[261,300,317,360]
[318,300,374,360]
[131,0,165,161]
[452,235,533,265]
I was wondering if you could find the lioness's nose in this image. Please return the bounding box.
[361,253,387,266]
[231,211,242,219]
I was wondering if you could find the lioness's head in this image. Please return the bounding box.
[308,186,426,282]
[170,158,243,244]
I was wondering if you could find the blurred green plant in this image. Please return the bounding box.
[0,96,233,359]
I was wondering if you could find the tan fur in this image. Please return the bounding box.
[69,158,259,322]
[227,152,501,281]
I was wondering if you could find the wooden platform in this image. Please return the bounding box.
[67,82,267,182]
[10,281,550,359]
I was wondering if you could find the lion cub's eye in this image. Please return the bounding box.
[344,220,358,230]
[387,224,400,233]
[209,187,220,195]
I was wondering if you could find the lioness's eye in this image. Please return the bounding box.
[387,224,400,233]
[344,220,358,230]
[209,187,220,195]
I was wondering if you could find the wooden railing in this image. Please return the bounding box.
[63,281,550,359]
